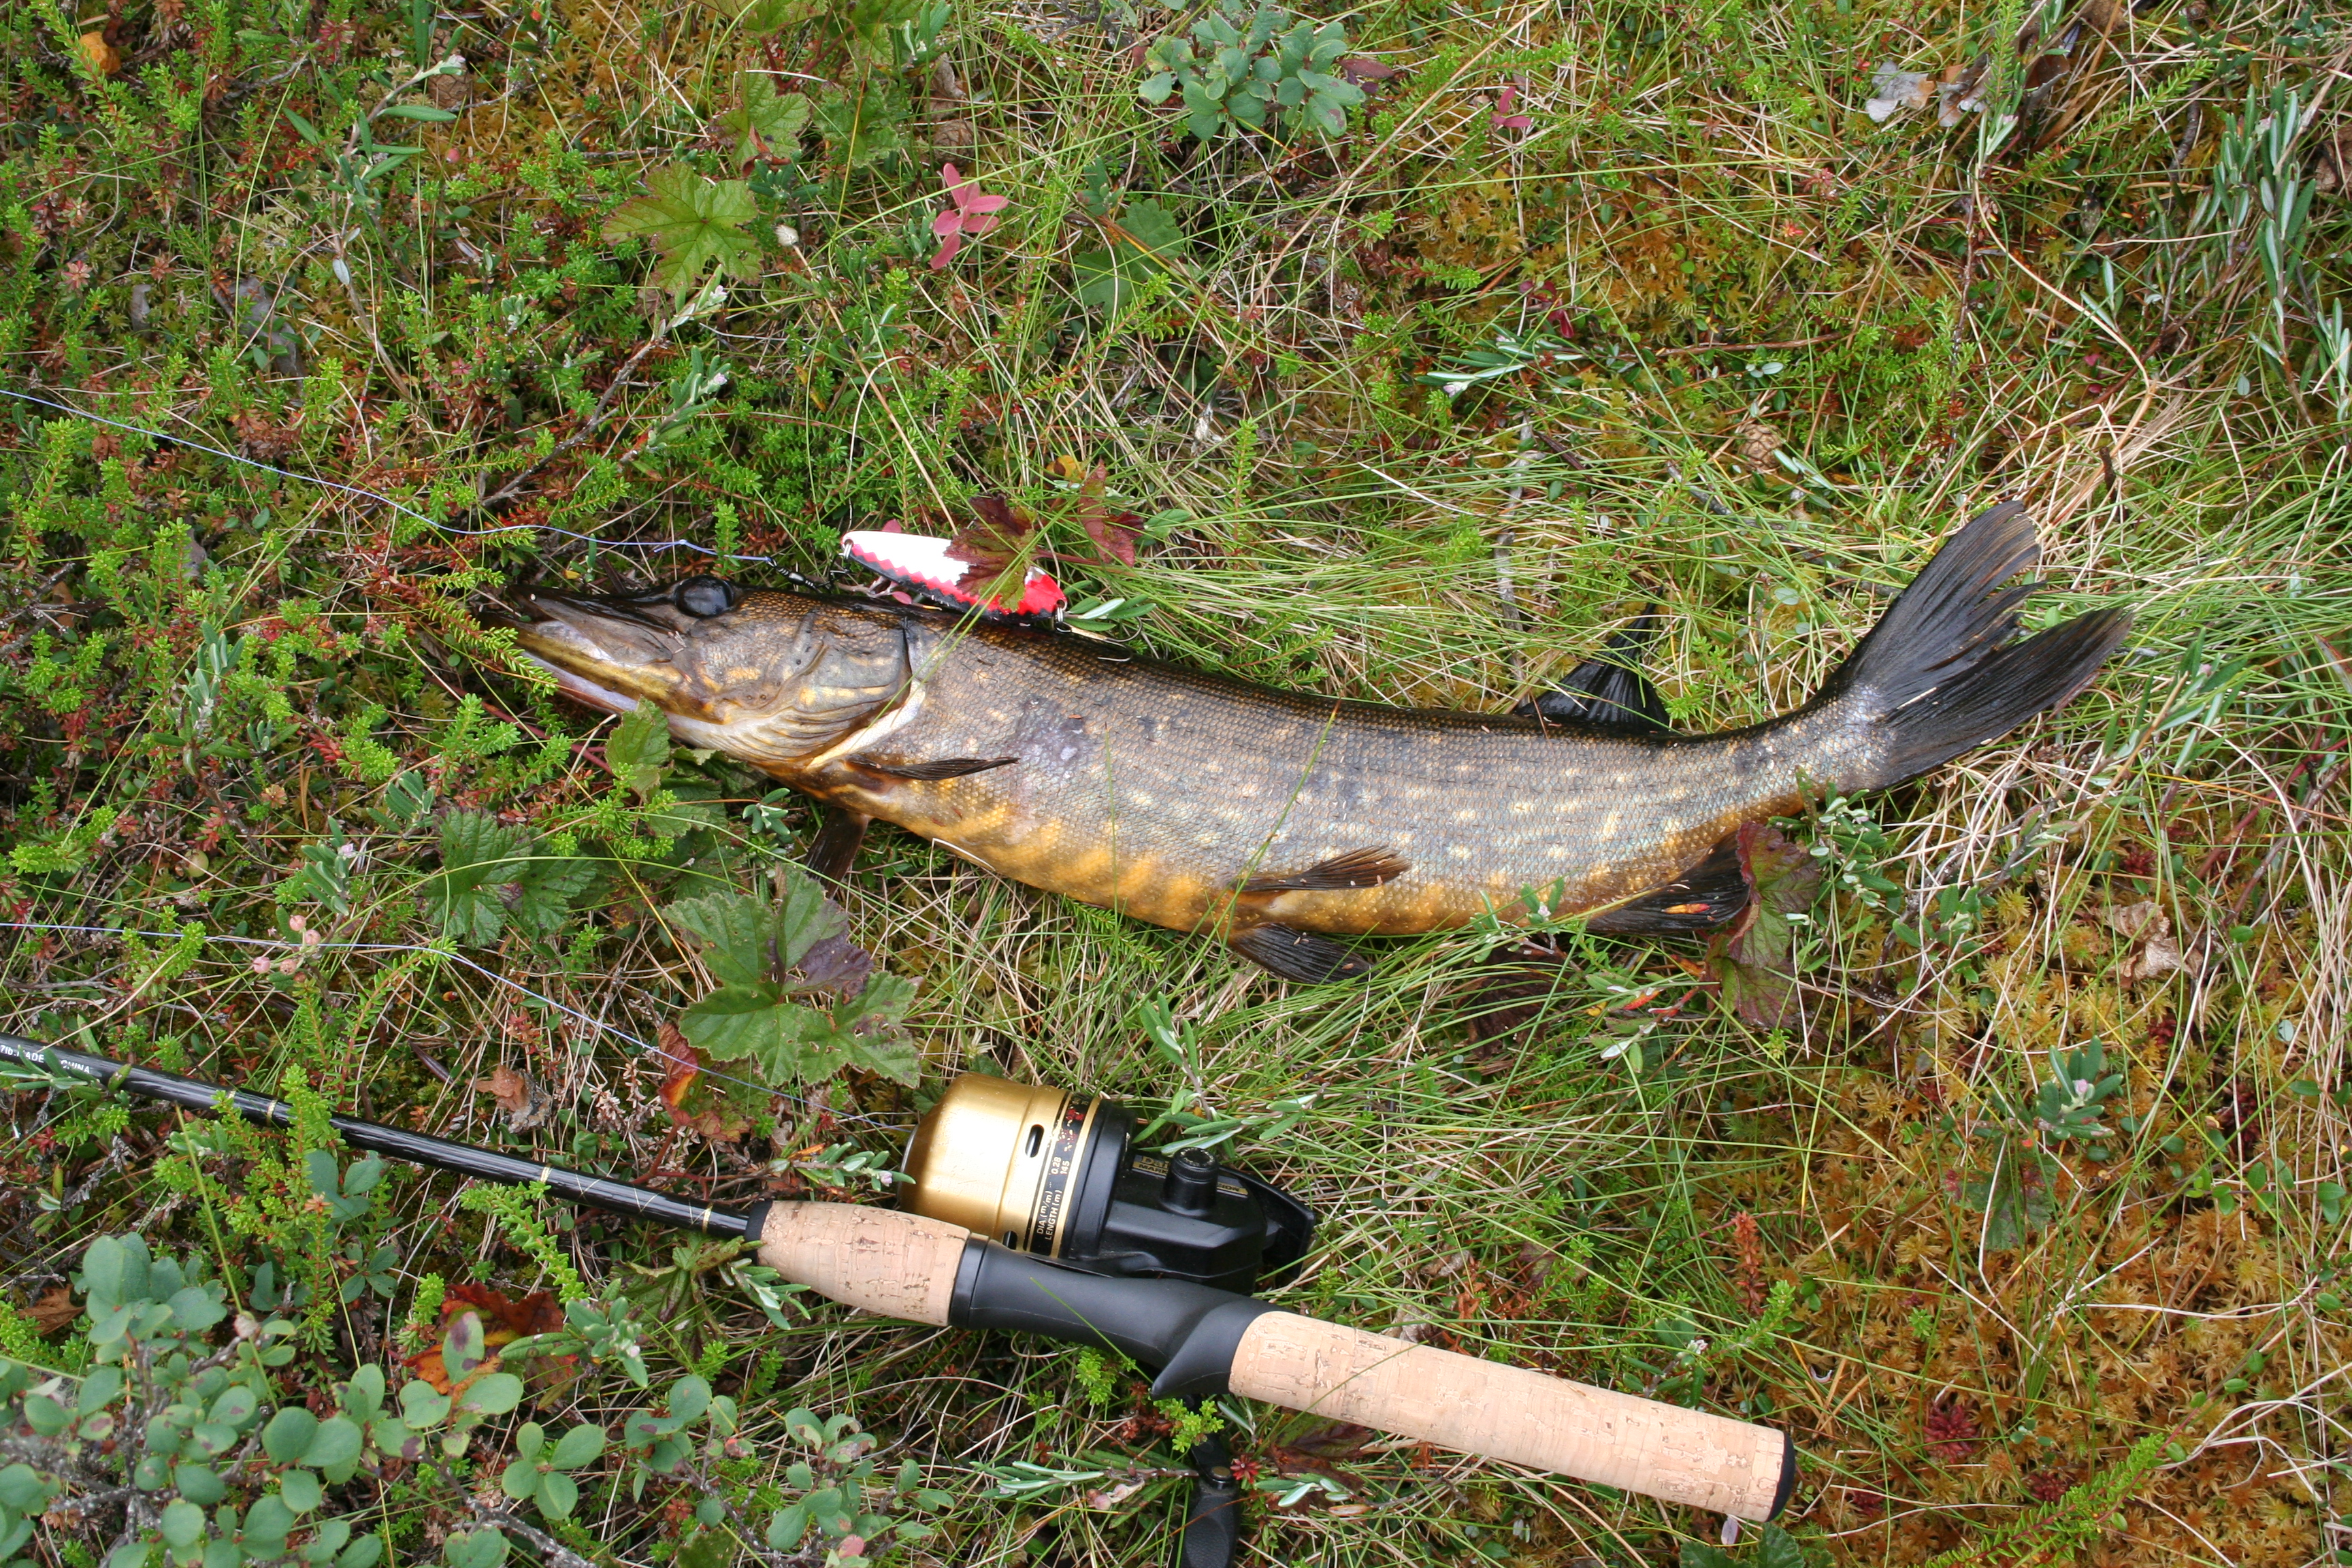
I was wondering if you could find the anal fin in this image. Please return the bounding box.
[847,753,1019,781]
[1583,838,1748,933]
[805,806,872,883]
[1515,614,1671,733]
[1230,924,1375,983]
[1236,846,1410,894]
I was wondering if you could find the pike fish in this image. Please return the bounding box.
[495,504,2128,981]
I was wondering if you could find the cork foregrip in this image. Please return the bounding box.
[1229,1314,1788,1520]
[755,1203,968,1326]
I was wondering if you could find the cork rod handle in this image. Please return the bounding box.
[755,1202,970,1326]
[1228,1313,1791,1522]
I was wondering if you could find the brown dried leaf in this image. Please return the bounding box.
[448,1282,565,1344]
[471,1064,552,1131]
[2105,900,2187,982]
[27,1285,79,1335]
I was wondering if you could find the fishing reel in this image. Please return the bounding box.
[900,1073,1314,1568]
[900,1073,1315,1295]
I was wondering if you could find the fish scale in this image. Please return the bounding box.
[495,503,2129,981]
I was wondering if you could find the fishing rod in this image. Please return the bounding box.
[0,1033,1796,1561]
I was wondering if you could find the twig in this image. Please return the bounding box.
[462,1501,599,1568]
[471,331,671,514]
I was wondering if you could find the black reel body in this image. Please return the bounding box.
[900,1074,1313,1295]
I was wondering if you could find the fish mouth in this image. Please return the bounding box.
[494,585,702,716]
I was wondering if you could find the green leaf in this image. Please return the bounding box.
[667,881,843,991]
[604,165,761,305]
[606,701,673,804]
[442,1312,489,1382]
[427,813,595,945]
[809,80,911,169]
[81,1232,149,1311]
[668,1375,713,1423]
[210,1385,259,1428]
[500,1458,538,1501]
[341,1365,387,1420]
[172,1463,225,1505]
[1755,1524,1806,1568]
[262,1407,320,1464]
[538,1469,580,1518]
[161,1498,206,1549]
[679,969,919,1087]
[279,1467,323,1513]
[443,1529,510,1568]
[717,71,813,167]
[729,0,821,31]
[246,1494,296,1549]
[166,1283,226,1331]
[379,103,459,121]
[340,1535,387,1568]
[514,1421,546,1461]
[0,1465,52,1512]
[304,1416,364,1472]
[766,1499,811,1550]
[456,1372,525,1416]
[549,1423,607,1469]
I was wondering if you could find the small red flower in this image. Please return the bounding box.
[930,164,1009,270]
[1490,84,1534,133]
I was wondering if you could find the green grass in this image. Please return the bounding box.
[2,0,2348,1563]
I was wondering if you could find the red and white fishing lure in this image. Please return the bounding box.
[840,528,1064,621]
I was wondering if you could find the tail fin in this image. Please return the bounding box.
[1827,502,2131,789]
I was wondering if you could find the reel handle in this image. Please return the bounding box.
[753,1203,1793,1521]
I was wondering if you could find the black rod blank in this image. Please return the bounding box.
[0,1033,753,1240]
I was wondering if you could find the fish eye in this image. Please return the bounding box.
[674,576,738,618]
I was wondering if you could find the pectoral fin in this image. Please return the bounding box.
[1583,837,1747,932]
[1230,924,1375,983]
[805,806,872,883]
[847,753,1020,781]
[1235,847,1410,894]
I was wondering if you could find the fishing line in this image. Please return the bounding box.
[1,393,926,1127]
[0,921,915,1130]
[0,387,777,564]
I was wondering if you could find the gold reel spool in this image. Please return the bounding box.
[900,1073,1103,1257]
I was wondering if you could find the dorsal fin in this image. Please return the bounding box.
[1516,614,1671,734]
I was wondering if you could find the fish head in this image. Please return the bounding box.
[495,576,917,760]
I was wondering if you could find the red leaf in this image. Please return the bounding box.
[655,1021,699,1111]
[947,494,1041,580]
